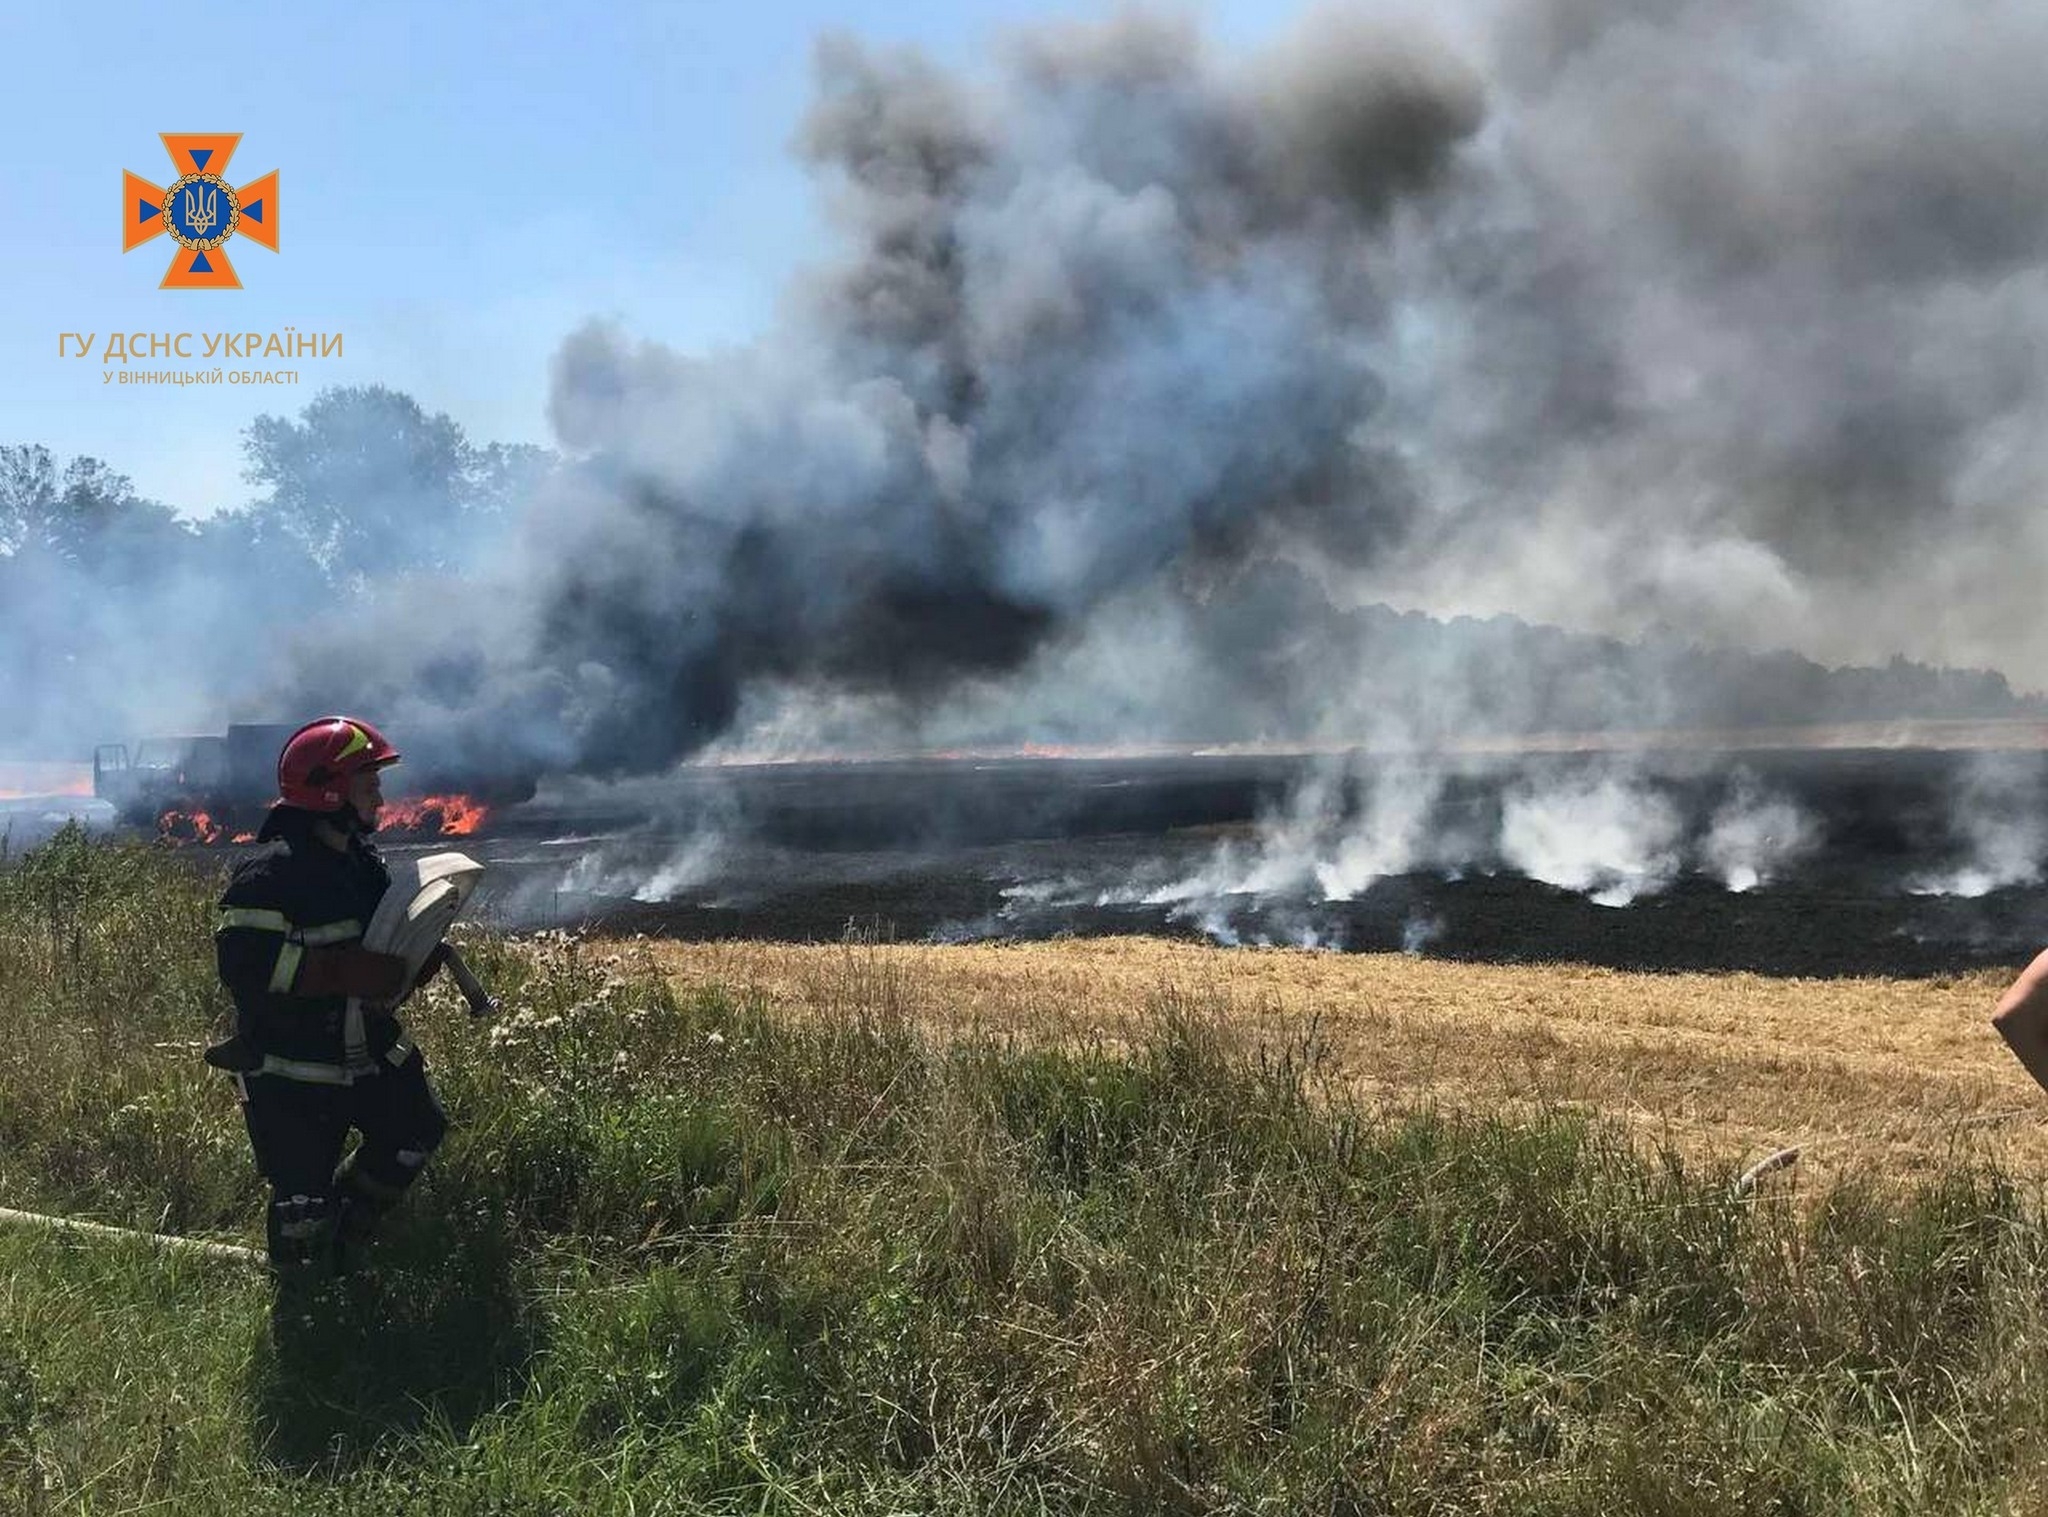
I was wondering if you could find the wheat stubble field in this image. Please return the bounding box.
[652,936,2046,1185]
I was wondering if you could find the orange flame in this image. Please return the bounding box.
[379,793,490,837]
[157,809,225,845]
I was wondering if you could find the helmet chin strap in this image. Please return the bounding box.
[312,800,371,845]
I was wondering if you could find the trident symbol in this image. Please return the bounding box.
[183,184,217,238]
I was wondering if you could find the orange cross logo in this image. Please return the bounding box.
[123,134,279,290]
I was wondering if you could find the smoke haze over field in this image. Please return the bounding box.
[376,0,2048,777]
[9,1,2048,780]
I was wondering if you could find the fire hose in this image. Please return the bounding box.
[360,849,498,1018]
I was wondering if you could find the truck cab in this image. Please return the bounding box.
[92,736,229,824]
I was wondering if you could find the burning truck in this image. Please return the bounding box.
[92,723,535,841]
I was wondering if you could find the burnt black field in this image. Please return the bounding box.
[431,747,2048,980]
[14,746,2047,978]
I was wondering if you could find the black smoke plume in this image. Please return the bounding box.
[321,9,1488,774]
[16,3,2048,785]
[351,2,2048,776]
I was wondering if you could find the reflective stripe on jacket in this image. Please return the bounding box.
[215,908,365,995]
[214,806,406,1080]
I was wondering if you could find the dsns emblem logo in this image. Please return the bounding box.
[122,134,278,290]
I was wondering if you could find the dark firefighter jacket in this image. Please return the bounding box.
[214,806,417,1083]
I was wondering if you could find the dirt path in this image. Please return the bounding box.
[642,936,2048,1183]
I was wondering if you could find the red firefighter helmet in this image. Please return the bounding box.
[277,716,400,811]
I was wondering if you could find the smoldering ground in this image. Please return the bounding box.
[445,746,2048,978]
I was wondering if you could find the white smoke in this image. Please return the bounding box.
[1136,760,1446,906]
[1314,766,1446,899]
[549,785,741,906]
[1401,912,1445,954]
[1908,751,2046,897]
[1498,767,1682,907]
[1701,768,1815,892]
[1063,756,1827,929]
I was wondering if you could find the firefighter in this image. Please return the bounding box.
[211,716,448,1278]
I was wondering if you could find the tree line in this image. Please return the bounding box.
[0,387,555,757]
[0,385,552,590]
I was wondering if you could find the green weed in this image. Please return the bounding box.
[2,825,2047,1513]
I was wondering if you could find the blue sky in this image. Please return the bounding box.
[5,0,1274,518]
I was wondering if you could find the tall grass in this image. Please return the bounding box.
[3,822,2047,1513]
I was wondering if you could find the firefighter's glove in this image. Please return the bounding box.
[202,1035,261,1073]
[296,946,410,1002]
